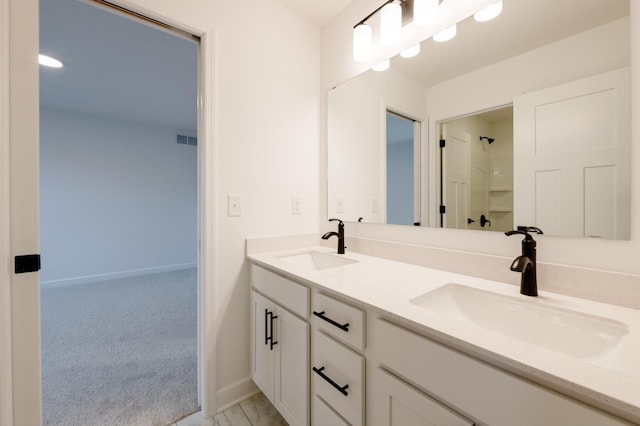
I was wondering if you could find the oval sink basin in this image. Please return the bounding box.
[278,251,358,270]
[410,284,628,366]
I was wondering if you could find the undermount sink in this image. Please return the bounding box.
[278,250,358,271]
[410,284,629,366]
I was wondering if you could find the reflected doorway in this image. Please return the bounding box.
[386,111,420,226]
[439,106,514,232]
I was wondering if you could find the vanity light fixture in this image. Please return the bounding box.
[380,1,403,46]
[413,0,439,27]
[474,0,502,22]
[38,54,63,68]
[353,0,405,62]
[433,23,456,42]
[400,44,421,58]
[353,23,373,62]
[372,59,390,71]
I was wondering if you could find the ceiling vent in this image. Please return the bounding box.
[177,132,197,146]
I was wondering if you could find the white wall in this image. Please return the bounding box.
[39,108,197,284]
[114,0,321,409]
[322,5,640,277]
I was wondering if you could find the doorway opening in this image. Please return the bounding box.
[386,111,421,226]
[39,0,200,424]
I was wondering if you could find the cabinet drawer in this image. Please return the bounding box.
[372,318,631,426]
[370,367,473,426]
[313,331,364,426]
[251,264,309,318]
[312,396,349,426]
[313,292,365,350]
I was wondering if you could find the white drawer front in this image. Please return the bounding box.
[313,331,364,426]
[372,318,631,426]
[313,292,365,350]
[312,396,349,426]
[251,264,309,318]
[370,367,473,426]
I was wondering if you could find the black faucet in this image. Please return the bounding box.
[505,227,543,296]
[322,218,345,254]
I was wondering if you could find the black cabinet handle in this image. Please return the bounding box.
[265,309,278,351]
[269,311,278,351]
[313,310,349,332]
[264,309,269,346]
[313,366,349,396]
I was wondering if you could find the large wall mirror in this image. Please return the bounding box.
[327,0,631,239]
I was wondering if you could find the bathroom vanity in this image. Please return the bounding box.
[248,246,640,426]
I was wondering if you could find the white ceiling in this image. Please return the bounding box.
[274,0,351,26]
[40,0,198,132]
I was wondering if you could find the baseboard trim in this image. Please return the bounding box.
[40,262,197,288]
[216,377,258,413]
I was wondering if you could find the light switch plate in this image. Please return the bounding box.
[228,194,242,217]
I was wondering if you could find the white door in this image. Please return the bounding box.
[513,68,630,239]
[441,124,471,229]
[1,0,41,424]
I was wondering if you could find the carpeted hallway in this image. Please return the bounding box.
[41,267,199,426]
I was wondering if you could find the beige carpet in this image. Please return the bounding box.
[41,268,198,426]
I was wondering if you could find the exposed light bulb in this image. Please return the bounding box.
[433,24,456,42]
[38,54,63,68]
[413,0,438,28]
[380,2,402,46]
[372,59,390,72]
[400,44,421,58]
[353,24,373,62]
[474,0,503,22]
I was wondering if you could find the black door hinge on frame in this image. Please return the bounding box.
[439,205,446,214]
[15,254,41,274]
[439,139,446,148]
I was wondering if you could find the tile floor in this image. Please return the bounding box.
[173,393,287,426]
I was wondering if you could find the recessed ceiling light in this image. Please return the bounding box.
[39,54,63,68]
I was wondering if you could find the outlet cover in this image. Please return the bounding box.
[336,198,344,214]
[371,197,379,213]
[291,196,302,215]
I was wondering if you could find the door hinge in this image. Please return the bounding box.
[15,254,41,274]
[439,139,446,148]
[439,205,446,214]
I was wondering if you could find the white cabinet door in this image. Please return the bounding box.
[370,368,474,426]
[251,289,309,426]
[251,291,275,401]
[275,307,309,426]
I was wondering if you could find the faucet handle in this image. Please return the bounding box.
[328,218,344,225]
[517,226,543,234]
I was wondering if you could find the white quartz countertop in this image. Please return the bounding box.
[248,246,640,424]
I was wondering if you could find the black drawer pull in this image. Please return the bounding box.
[313,310,349,332]
[265,309,278,350]
[313,366,349,396]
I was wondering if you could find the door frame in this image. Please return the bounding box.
[0,0,218,422]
